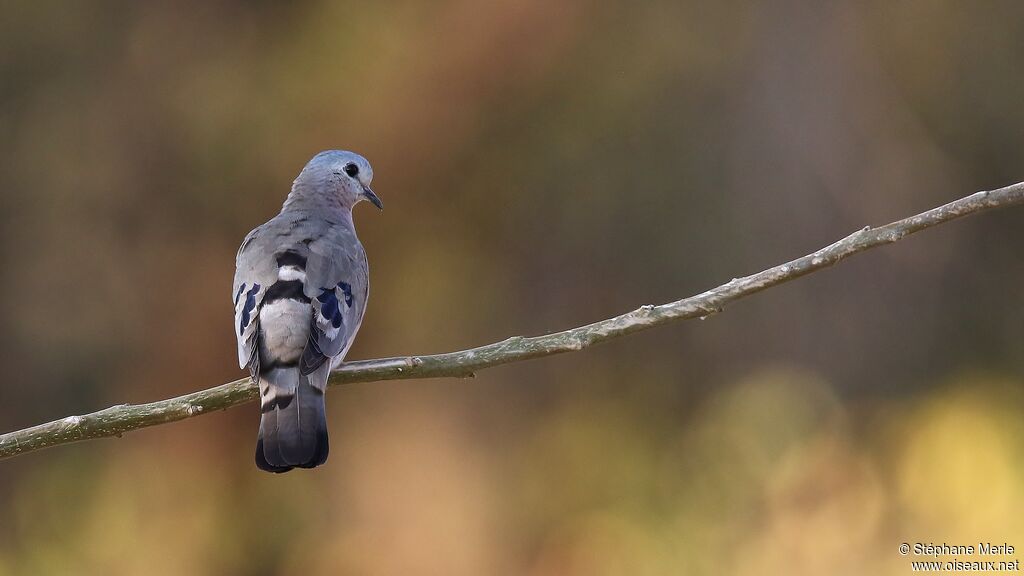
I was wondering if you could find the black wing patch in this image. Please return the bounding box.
[264,280,310,303]
[339,281,353,307]
[316,288,344,328]
[238,283,261,336]
[275,250,307,268]
[299,281,354,375]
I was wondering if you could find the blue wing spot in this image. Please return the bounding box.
[234,284,245,306]
[239,283,261,335]
[317,289,344,329]
[338,282,354,307]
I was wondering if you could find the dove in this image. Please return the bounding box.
[233,150,381,472]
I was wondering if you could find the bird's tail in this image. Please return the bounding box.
[255,363,329,473]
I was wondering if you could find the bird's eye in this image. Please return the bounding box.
[343,163,359,178]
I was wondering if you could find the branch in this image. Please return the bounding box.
[3,183,1023,460]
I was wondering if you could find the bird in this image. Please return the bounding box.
[232,150,382,472]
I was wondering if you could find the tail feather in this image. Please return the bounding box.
[255,365,330,473]
[255,412,291,473]
[294,380,329,468]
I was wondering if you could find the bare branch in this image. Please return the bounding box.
[2,183,1022,460]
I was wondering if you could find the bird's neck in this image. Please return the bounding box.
[281,185,354,219]
[280,200,356,231]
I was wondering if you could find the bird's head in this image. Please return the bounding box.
[292,150,383,210]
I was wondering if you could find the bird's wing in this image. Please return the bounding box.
[299,224,369,377]
[232,224,279,379]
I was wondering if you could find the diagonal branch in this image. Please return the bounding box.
[2,182,1023,460]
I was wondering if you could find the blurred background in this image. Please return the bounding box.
[2,1,1023,574]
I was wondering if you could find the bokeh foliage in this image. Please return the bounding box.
[1,1,1023,574]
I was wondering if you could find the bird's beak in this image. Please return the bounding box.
[362,186,383,210]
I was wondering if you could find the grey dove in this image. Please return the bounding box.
[233,150,381,472]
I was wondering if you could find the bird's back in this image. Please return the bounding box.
[233,209,368,472]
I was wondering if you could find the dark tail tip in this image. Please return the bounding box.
[255,389,329,472]
[255,436,293,473]
[296,428,329,469]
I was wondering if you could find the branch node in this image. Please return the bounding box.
[699,306,723,320]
